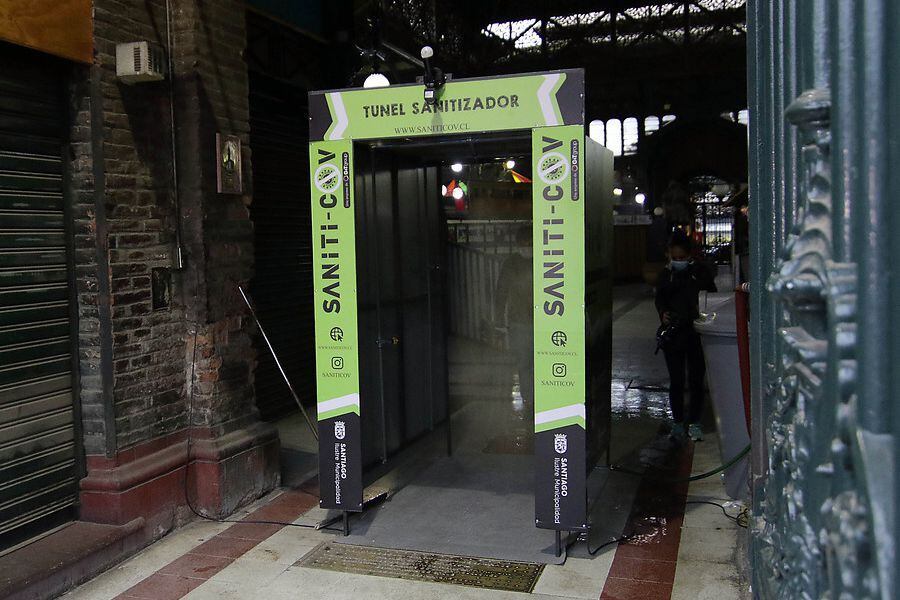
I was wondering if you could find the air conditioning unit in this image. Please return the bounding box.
[116,42,166,84]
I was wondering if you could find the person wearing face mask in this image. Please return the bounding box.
[495,225,534,408]
[654,231,717,442]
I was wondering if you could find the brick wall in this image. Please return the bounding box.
[69,66,109,456]
[72,0,261,453]
[172,0,259,435]
[71,0,186,454]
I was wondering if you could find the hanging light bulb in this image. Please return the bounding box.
[711,182,731,198]
[505,159,516,170]
[613,187,623,196]
[441,184,448,196]
[635,192,646,205]
[363,73,390,88]
[452,186,464,200]
[451,163,463,173]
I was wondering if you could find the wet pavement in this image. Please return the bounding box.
[62,284,748,600]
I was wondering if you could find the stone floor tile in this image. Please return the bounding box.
[532,552,614,599]
[677,527,738,564]
[614,535,680,562]
[608,556,677,584]
[671,559,744,600]
[241,529,322,565]
[61,521,229,600]
[117,573,204,600]
[181,579,266,600]
[206,556,291,587]
[599,576,672,600]
[216,522,282,542]
[189,535,261,559]
[158,552,233,580]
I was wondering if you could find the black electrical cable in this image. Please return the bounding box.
[575,447,752,556]
[587,532,635,556]
[577,499,748,557]
[685,500,749,528]
[569,497,749,558]
[557,526,637,557]
[178,275,341,533]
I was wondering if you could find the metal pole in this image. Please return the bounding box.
[376,339,389,463]
[446,399,453,457]
[369,157,389,465]
[238,286,318,441]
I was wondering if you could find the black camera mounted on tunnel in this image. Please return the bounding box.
[419,46,446,105]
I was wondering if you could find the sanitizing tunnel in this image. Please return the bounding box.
[308,70,614,560]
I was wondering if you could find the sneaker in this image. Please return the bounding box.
[688,423,703,441]
[669,423,686,441]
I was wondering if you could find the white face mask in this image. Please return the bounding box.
[670,259,690,271]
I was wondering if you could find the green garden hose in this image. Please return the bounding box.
[609,443,751,483]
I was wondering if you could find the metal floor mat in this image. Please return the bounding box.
[296,542,544,593]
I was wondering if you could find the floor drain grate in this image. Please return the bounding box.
[296,542,545,592]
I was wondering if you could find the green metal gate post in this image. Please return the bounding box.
[748,1,897,598]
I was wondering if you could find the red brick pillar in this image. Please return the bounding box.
[76,0,279,535]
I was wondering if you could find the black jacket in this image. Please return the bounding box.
[655,262,718,327]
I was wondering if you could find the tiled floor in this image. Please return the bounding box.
[672,439,749,600]
[62,284,749,600]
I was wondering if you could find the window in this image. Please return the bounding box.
[605,118,622,157]
[689,176,734,261]
[482,19,542,49]
[588,114,678,155]
[623,117,639,155]
[481,2,746,53]
[589,119,605,146]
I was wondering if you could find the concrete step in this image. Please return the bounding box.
[0,518,146,600]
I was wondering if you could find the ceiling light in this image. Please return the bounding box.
[505,159,516,170]
[363,73,390,88]
[711,182,731,198]
[613,187,623,196]
[635,192,646,205]
[450,163,463,173]
[452,186,464,200]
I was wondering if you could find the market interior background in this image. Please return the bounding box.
[0,1,755,599]
[247,0,749,423]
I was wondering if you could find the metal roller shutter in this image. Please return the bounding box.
[0,44,78,551]
[248,72,316,420]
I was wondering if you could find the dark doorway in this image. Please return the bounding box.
[247,72,315,420]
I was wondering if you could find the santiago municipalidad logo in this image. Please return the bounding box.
[334,421,346,440]
[554,433,567,454]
